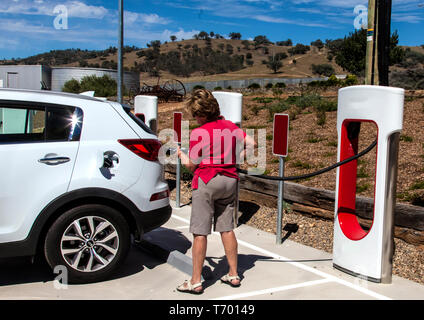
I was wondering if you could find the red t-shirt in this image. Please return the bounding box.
[189,118,246,190]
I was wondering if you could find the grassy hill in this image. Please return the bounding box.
[2,37,423,88]
[0,39,346,83]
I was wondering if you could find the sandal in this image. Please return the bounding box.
[176,280,204,295]
[221,274,241,287]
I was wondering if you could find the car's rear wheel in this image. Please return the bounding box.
[44,204,130,284]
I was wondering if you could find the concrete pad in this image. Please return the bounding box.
[140,200,424,300]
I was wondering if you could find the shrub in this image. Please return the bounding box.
[268,101,290,121]
[62,78,81,94]
[288,44,310,56]
[276,39,293,46]
[274,82,286,88]
[326,75,341,87]
[343,74,358,86]
[275,52,288,60]
[312,64,335,77]
[62,75,118,97]
[181,165,194,181]
[292,160,313,170]
[400,135,413,142]
[390,69,424,90]
[79,75,118,97]
[248,83,261,90]
[213,86,223,91]
[193,85,205,91]
[311,39,324,50]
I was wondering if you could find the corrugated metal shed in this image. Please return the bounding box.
[0,65,140,94]
[0,65,51,90]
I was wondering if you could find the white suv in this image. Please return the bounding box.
[0,88,171,283]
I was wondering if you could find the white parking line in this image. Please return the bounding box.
[174,226,190,229]
[211,279,332,300]
[171,214,392,300]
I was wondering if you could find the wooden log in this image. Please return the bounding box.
[239,172,424,232]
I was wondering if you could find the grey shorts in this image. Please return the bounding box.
[190,174,238,235]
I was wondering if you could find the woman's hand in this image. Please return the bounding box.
[177,146,197,173]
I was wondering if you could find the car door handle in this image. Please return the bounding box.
[38,156,71,165]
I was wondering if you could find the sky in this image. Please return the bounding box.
[0,0,423,60]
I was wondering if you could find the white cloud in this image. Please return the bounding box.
[0,0,107,19]
[125,27,199,43]
[65,1,108,19]
[253,14,328,27]
[392,14,423,23]
[0,38,19,49]
[162,28,200,41]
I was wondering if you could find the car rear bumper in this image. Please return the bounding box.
[136,204,173,236]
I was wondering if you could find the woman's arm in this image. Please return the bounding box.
[177,146,198,173]
[239,133,257,159]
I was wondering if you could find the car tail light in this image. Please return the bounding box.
[118,139,162,162]
[150,190,170,201]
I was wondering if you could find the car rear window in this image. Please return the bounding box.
[123,105,155,135]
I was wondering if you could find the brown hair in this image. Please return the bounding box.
[186,89,220,122]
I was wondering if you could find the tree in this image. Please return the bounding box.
[276,39,293,46]
[241,40,250,50]
[275,52,288,60]
[266,56,283,73]
[288,43,310,56]
[254,35,272,48]
[170,35,177,42]
[329,29,405,76]
[229,32,242,40]
[390,30,405,65]
[148,40,161,50]
[198,31,210,40]
[311,39,324,51]
[311,63,335,77]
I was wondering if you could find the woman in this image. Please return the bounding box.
[176,89,256,294]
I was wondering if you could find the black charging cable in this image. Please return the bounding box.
[237,140,377,181]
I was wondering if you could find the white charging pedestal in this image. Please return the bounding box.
[212,91,243,127]
[333,85,404,283]
[212,91,243,225]
[134,95,158,134]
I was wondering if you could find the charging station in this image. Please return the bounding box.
[333,85,404,283]
[134,95,158,133]
[212,91,243,224]
[212,91,243,127]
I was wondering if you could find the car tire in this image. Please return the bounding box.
[44,204,130,284]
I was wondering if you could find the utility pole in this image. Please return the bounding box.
[365,0,392,86]
[118,0,124,104]
[365,0,377,85]
[377,0,392,86]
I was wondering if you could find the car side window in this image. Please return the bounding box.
[0,104,83,144]
[46,106,83,142]
[0,106,45,143]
